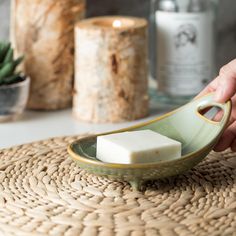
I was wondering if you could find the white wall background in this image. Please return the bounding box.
[0,0,235,69]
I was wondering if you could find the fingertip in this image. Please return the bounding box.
[230,139,236,152]
[213,130,235,152]
[213,137,227,152]
[214,75,236,103]
[231,146,236,152]
[195,90,210,100]
[213,143,226,152]
[196,78,218,100]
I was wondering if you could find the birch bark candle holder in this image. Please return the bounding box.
[73,16,149,123]
[11,0,86,110]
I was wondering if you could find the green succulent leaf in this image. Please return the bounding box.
[0,42,11,63]
[0,41,25,85]
[3,48,13,64]
[0,62,15,80]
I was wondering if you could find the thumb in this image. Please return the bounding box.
[215,60,236,103]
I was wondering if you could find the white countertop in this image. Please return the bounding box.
[0,80,175,149]
[0,108,165,149]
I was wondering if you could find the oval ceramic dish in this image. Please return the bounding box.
[68,94,232,190]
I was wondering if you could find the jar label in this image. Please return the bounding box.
[156,11,214,96]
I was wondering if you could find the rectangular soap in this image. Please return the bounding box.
[96,130,182,164]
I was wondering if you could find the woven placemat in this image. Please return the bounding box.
[0,135,236,236]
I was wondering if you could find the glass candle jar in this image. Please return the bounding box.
[149,0,217,107]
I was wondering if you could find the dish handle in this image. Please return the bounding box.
[194,93,232,126]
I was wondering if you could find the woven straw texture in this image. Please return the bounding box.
[0,135,236,236]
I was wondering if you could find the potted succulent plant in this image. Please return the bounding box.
[0,42,30,122]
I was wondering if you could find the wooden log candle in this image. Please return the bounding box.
[74,16,149,123]
[11,0,86,110]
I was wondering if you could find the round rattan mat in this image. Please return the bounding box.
[0,135,236,236]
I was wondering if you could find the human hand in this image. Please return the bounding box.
[197,59,236,152]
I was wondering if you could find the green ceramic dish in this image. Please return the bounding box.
[68,94,232,190]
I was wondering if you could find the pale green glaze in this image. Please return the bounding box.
[68,94,232,190]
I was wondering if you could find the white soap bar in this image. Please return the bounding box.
[96,130,182,164]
